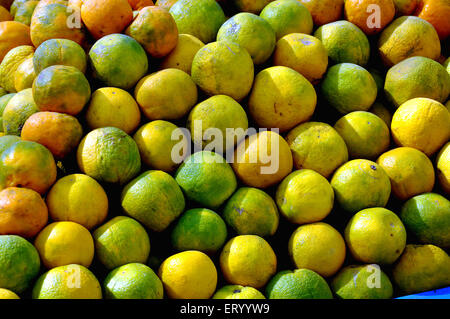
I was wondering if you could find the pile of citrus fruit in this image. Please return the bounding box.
[0,0,449,300]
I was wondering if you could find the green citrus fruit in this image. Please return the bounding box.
[93,216,151,270]
[104,263,163,299]
[171,208,227,253]
[121,170,185,232]
[266,269,333,299]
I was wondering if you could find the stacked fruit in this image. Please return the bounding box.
[0,0,449,300]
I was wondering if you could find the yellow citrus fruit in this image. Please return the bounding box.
[191,41,254,101]
[46,174,108,230]
[122,170,185,231]
[34,221,94,269]
[213,285,265,299]
[266,269,333,299]
[288,222,346,277]
[298,0,344,26]
[401,193,450,249]
[77,127,141,185]
[0,288,19,299]
[378,16,441,67]
[273,33,328,84]
[0,44,34,93]
[223,187,279,237]
[331,159,391,213]
[276,169,334,225]
[134,68,198,120]
[345,207,407,265]
[384,57,450,108]
[334,111,390,159]
[331,264,393,299]
[286,122,348,178]
[14,56,35,92]
[314,21,370,66]
[93,216,150,270]
[187,95,248,152]
[321,63,377,114]
[233,131,293,189]
[32,264,102,299]
[344,0,395,35]
[86,87,141,135]
[155,0,178,11]
[159,250,217,299]
[391,97,450,156]
[249,66,317,133]
[133,120,188,173]
[260,0,313,40]
[160,34,204,75]
[369,102,392,127]
[392,244,450,294]
[220,235,277,288]
[437,142,450,194]
[377,147,435,200]
[217,12,276,65]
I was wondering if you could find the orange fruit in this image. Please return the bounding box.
[21,112,83,159]
[0,187,48,238]
[415,0,450,39]
[126,6,178,58]
[298,0,344,26]
[344,0,395,35]
[155,0,177,10]
[0,21,32,63]
[0,5,12,22]
[128,0,154,10]
[0,140,57,194]
[81,0,133,39]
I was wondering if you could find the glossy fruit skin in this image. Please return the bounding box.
[159,250,218,299]
[89,34,149,90]
[414,0,450,39]
[81,0,133,40]
[160,34,204,75]
[0,21,32,63]
[126,6,178,58]
[104,263,164,300]
[344,0,395,35]
[298,0,344,26]
[0,187,48,238]
[390,97,450,156]
[21,112,83,159]
[0,139,57,195]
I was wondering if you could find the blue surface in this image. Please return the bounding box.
[396,287,450,299]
